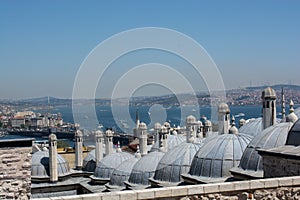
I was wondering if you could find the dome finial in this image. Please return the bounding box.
[290,100,295,113]
[116,141,122,153]
[229,116,238,134]
[135,145,141,158]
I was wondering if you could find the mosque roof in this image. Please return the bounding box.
[106,156,140,188]
[231,122,294,179]
[239,118,280,137]
[92,151,133,182]
[286,119,300,146]
[125,151,165,188]
[183,133,253,183]
[150,142,202,186]
[150,134,185,152]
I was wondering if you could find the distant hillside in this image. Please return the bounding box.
[245,84,300,90]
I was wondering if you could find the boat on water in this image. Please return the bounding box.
[234,113,245,118]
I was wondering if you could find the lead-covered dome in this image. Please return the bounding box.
[125,151,165,188]
[91,151,133,184]
[286,119,300,146]
[31,150,70,180]
[239,118,280,137]
[150,142,202,186]
[83,149,96,172]
[106,156,140,189]
[183,133,253,183]
[231,122,294,179]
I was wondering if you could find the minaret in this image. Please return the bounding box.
[281,88,286,122]
[185,115,196,142]
[154,123,161,146]
[49,134,58,182]
[159,126,168,152]
[138,122,148,156]
[262,87,277,129]
[105,129,114,155]
[95,130,104,163]
[218,103,230,134]
[75,130,83,170]
[133,108,140,138]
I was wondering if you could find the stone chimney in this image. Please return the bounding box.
[75,130,83,170]
[218,103,230,134]
[95,130,104,163]
[105,129,114,155]
[138,122,148,156]
[49,133,58,182]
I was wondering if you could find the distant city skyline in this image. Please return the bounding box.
[0,1,300,99]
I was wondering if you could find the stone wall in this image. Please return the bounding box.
[0,139,33,200]
[261,154,300,178]
[33,176,300,200]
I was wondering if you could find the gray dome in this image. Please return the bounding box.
[93,151,133,179]
[31,150,70,178]
[108,156,140,187]
[188,133,253,181]
[286,119,300,146]
[239,118,280,137]
[127,151,165,186]
[83,149,96,172]
[233,122,293,178]
[150,134,185,152]
[153,142,202,184]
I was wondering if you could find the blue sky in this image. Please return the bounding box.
[0,1,299,99]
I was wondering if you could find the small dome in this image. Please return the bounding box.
[186,115,196,124]
[126,151,165,186]
[31,150,70,179]
[153,142,202,184]
[150,134,185,152]
[188,133,253,182]
[138,122,147,130]
[218,103,230,113]
[232,122,293,178]
[286,119,300,145]
[108,156,140,187]
[262,87,276,98]
[93,152,133,179]
[154,123,161,130]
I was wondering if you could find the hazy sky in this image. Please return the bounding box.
[0,1,300,99]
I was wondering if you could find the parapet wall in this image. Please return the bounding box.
[34,176,300,200]
[0,139,33,200]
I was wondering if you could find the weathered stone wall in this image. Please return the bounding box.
[0,146,32,199]
[262,155,300,178]
[33,176,300,200]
